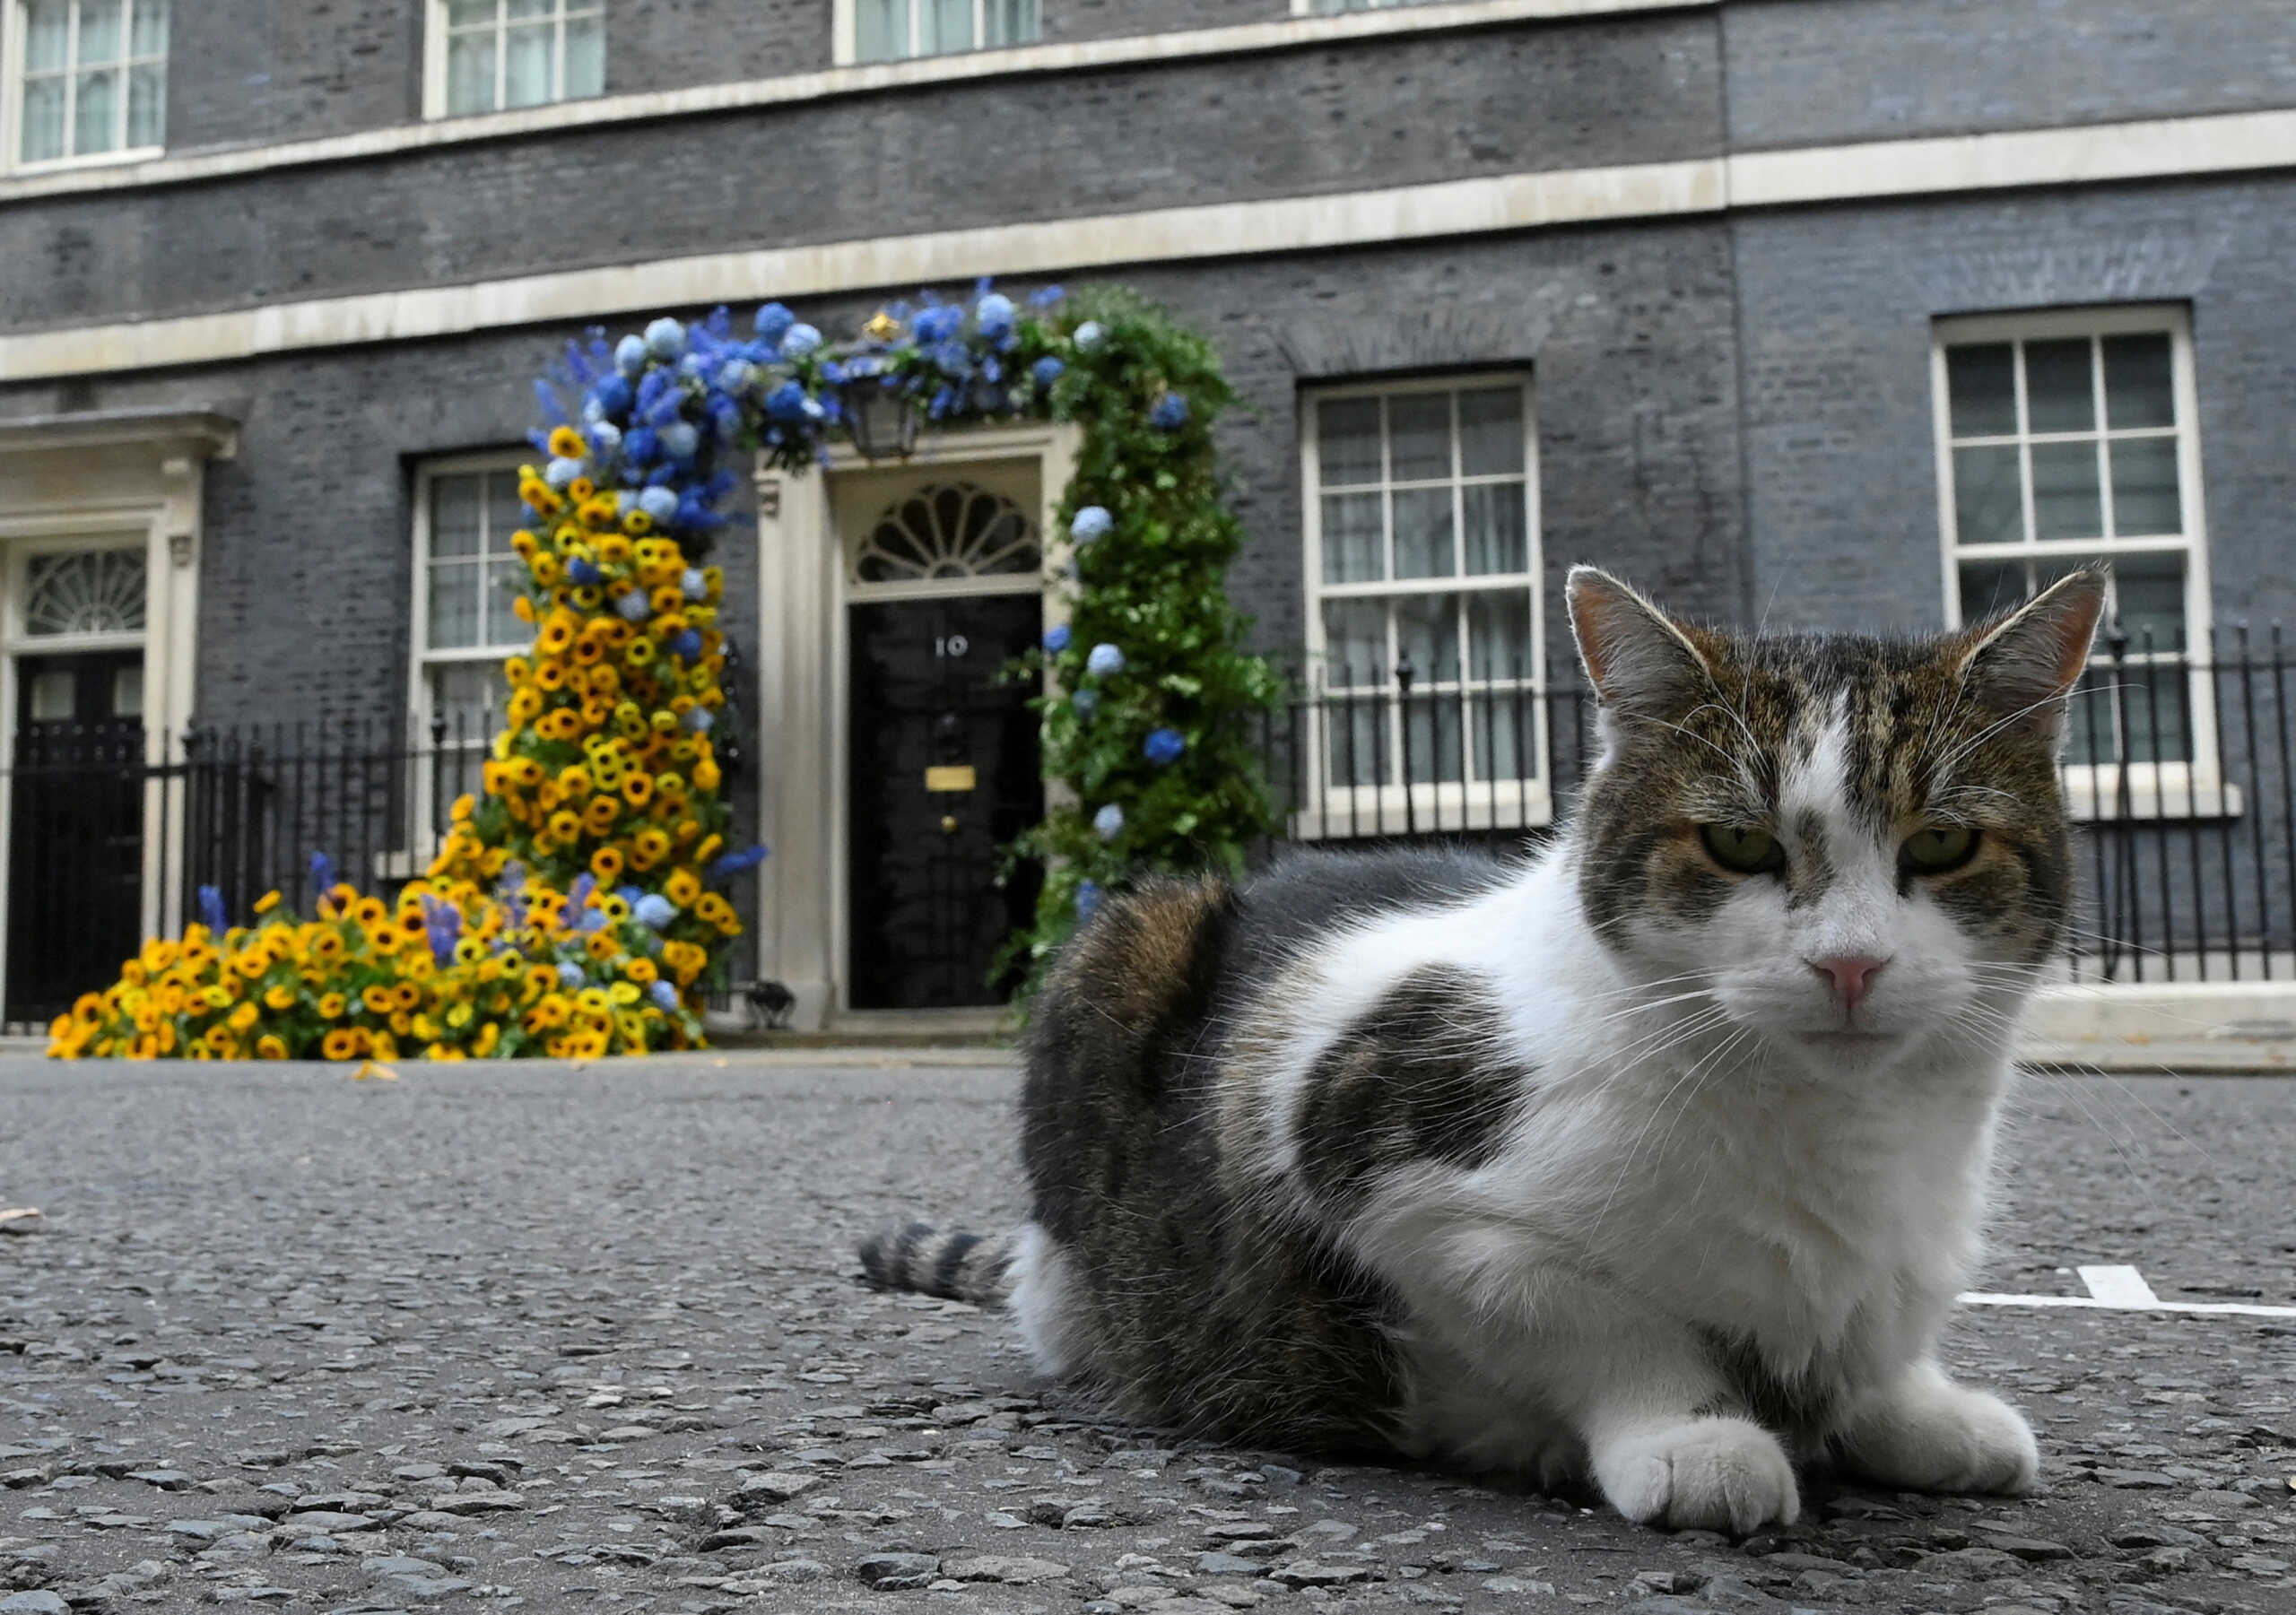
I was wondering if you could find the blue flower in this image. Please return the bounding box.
[1071,688,1099,720]
[914,304,963,344]
[1086,643,1126,678]
[1075,878,1102,918]
[931,341,970,378]
[657,421,699,463]
[1043,623,1072,653]
[710,845,769,881]
[197,884,227,933]
[670,630,703,661]
[754,302,796,343]
[1070,506,1112,543]
[648,980,681,1013]
[309,850,337,893]
[1092,803,1126,840]
[1029,285,1066,308]
[591,375,633,419]
[1031,356,1065,389]
[644,317,687,360]
[779,323,822,360]
[975,292,1017,342]
[763,380,812,422]
[614,334,648,376]
[684,707,714,733]
[715,359,753,393]
[568,558,602,586]
[639,486,680,523]
[557,960,586,988]
[1144,727,1186,767]
[634,894,677,929]
[1073,320,1106,352]
[622,425,659,466]
[586,420,623,459]
[615,588,652,621]
[544,456,584,490]
[1150,392,1190,430]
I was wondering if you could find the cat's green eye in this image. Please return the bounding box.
[1699,824,1785,875]
[1900,825,1980,875]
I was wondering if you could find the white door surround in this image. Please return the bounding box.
[0,407,235,1012]
[752,420,1080,1029]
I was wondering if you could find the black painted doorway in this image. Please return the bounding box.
[6,650,145,1027]
[847,593,1044,1009]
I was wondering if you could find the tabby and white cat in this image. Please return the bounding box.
[862,565,2103,1533]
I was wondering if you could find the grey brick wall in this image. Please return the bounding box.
[1732,176,2296,637]
[1726,0,2296,150]
[606,0,832,94]
[167,0,423,152]
[1045,0,1259,44]
[0,12,1722,333]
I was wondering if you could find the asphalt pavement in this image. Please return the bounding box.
[0,1055,2290,1614]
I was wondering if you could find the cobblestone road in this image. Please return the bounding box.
[1,1056,2291,1614]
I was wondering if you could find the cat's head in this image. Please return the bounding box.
[1565,566,2104,1072]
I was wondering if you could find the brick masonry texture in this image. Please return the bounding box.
[605,0,833,98]
[1046,0,1258,44]
[1733,175,2296,638]
[166,0,423,152]
[1725,0,2296,150]
[0,13,1723,332]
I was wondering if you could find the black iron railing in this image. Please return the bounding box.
[1254,629,2296,985]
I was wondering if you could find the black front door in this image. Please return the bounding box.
[7,651,145,1026]
[848,595,1044,1009]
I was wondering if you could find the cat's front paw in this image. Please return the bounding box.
[1592,1416,1800,1533]
[1834,1368,2038,1495]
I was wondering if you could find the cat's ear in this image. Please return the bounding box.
[1566,566,1714,720]
[1954,569,2107,739]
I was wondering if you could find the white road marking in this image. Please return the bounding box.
[1958,1262,2296,1319]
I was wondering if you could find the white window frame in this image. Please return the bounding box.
[834,0,1039,65]
[0,0,167,175]
[421,0,604,122]
[1931,304,2229,821]
[1300,372,1548,839]
[405,453,528,864]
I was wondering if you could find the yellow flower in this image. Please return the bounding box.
[318,993,347,1019]
[585,932,618,962]
[625,956,658,985]
[254,890,282,915]
[256,1035,289,1060]
[590,846,624,882]
[228,1002,259,1033]
[362,985,395,1014]
[263,984,296,1012]
[608,981,641,1006]
[664,868,701,907]
[548,424,587,460]
[474,1021,500,1057]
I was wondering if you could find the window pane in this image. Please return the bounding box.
[1946,343,2016,438]
[429,564,482,649]
[856,0,904,59]
[1320,492,1383,584]
[1957,560,2029,623]
[484,558,526,644]
[2023,339,2095,433]
[1457,387,1523,476]
[505,0,552,19]
[126,61,162,146]
[2102,334,2175,430]
[28,669,75,722]
[2030,441,2102,540]
[1321,599,1386,689]
[430,662,508,738]
[1465,590,1530,682]
[2109,438,2181,536]
[1316,398,1380,487]
[1461,483,1526,575]
[1396,592,1460,683]
[21,76,66,162]
[485,471,527,551]
[129,0,166,56]
[2112,552,2186,655]
[431,474,483,556]
[1952,444,2022,546]
[2121,664,2191,763]
[112,663,144,719]
[447,29,497,113]
[78,0,124,65]
[1391,489,1454,579]
[74,68,119,154]
[502,22,553,107]
[923,0,970,53]
[563,13,604,98]
[1388,394,1451,482]
[26,0,69,71]
[448,0,497,25]
[2064,666,2113,768]
[985,0,1038,46]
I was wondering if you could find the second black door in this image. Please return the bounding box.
[847,595,1043,1009]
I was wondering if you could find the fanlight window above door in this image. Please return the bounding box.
[852,483,1040,588]
[23,548,147,637]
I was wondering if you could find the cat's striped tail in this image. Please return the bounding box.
[857,1220,1016,1307]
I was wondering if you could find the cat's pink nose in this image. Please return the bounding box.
[1808,954,1888,1012]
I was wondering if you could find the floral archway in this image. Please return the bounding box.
[49,284,1277,1061]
